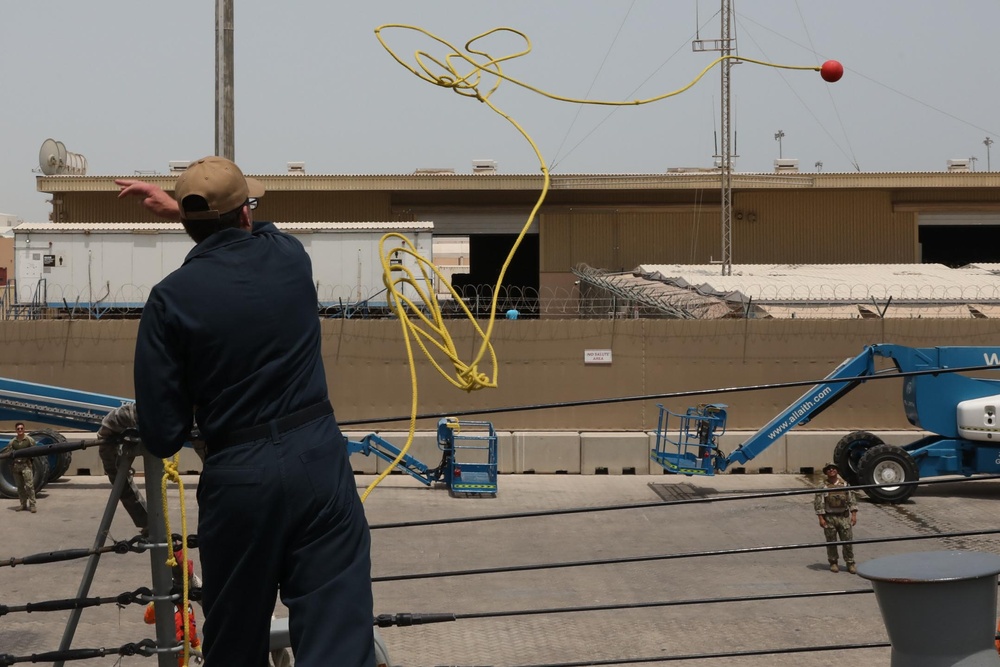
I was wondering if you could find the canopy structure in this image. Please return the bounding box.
[573,263,1000,319]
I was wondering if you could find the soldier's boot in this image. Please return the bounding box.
[846,562,857,574]
[16,504,26,512]
[29,504,36,513]
[829,562,839,573]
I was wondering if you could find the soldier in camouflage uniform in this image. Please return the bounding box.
[98,402,208,534]
[98,402,150,531]
[8,423,37,513]
[814,462,858,573]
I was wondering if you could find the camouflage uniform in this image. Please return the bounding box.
[98,403,208,533]
[814,474,858,568]
[9,433,37,512]
[98,403,149,530]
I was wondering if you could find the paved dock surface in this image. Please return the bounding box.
[4,472,1000,666]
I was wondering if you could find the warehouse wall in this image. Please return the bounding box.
[1,318,998,434]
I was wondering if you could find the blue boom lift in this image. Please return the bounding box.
[0,377,127,498]
[0,375,499,499]
[652,344,1000,503]
[348,418,499,496]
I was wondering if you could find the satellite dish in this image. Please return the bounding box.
[54,141,68,170]
[37,138,87,175]
[38,138,61,175]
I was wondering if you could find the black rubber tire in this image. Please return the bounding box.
[0,455,50,499]
[858,444,919,503]
[29,429,71,482]
[833,431,883,485]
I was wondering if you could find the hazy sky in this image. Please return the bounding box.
[3,1,999,221]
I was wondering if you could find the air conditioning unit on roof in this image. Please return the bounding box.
[472,159,498,174]
[947,159,971,172]
[168,160,191,172]
[774,158,799,173]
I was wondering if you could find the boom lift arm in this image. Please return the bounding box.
[652,344,1000,503]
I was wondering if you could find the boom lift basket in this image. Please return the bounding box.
[438,418,498,496]
[651,403,727,476]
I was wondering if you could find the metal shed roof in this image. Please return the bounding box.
[572,263,1000,319]
[636,264,1000,304]
[13,221,434,233]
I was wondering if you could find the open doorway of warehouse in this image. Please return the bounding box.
[450,234,540,318]
[919,225,1000,267]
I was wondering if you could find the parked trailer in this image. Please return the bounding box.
[12,221,433,314]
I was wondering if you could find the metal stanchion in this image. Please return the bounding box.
[143,449,181,667]
[53,443,137,667]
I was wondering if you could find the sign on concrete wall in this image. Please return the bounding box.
[584,349,613,364]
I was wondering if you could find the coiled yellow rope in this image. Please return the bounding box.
[362,24,821,499]
[161,453,193,666]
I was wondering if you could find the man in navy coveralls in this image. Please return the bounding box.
[117,157,375,666]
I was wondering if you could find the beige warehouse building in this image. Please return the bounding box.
[10,165,1000,476]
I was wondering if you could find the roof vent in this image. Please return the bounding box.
[287,161,305,174]
[774,158,799,173]
[168,160,191,172]
[947,158,971,172]
[472,159,498,174]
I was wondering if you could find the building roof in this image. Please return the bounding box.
[636,263,1000,304]
[576,263,1000,320]
[13,221,434,233]
[36,170,1000,195]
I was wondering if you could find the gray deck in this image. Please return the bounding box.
[4,472,1000,666]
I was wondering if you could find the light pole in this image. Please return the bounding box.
[774,130,785,159]
[216,0,235,161]
[694,0,736,276]
[815,161,823,172]
[969,155,978,171]
[985,137,994,171]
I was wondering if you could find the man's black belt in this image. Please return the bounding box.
[214,401,333,449]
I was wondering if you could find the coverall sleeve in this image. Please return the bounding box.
[134,293,193,458]
[813,490,825,515]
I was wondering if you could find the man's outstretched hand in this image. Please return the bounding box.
[115,179,181,220]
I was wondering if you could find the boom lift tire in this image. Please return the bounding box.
[29,429,71,482]
[833,431,883,485]
[858,444,919,504]
[0,455,50,499]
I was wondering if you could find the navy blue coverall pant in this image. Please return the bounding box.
[197,412,374,666]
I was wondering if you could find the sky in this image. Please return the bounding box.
[3,1,1000,222]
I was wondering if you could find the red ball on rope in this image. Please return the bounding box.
[820,60,844,83]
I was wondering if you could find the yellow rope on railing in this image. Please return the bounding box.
[161,454,192,666]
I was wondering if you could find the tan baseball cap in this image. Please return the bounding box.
[174,156,265,221]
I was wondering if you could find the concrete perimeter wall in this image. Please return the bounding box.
[1,318,997,475]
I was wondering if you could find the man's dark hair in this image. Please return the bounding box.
[180,196,245,244]
[15,422,24,429]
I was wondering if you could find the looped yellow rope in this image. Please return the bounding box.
[362,24,822,500]
[161,454,192,666]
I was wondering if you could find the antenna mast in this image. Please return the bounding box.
[693,0,735,275]
[216,0,235,161]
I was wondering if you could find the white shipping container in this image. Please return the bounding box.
[12,222,434,313]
